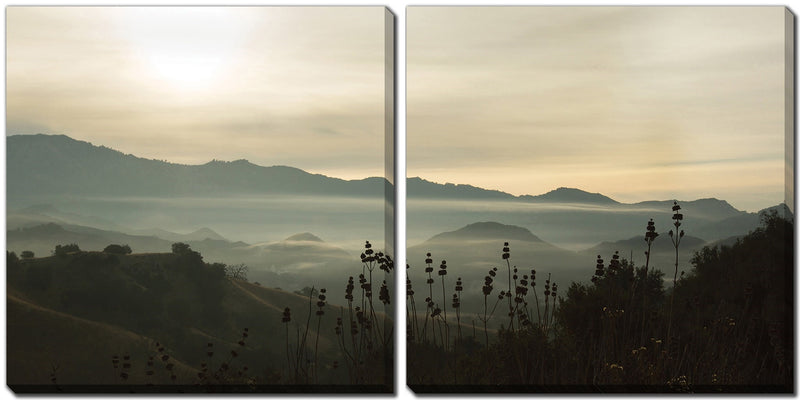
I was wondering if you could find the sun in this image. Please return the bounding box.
[147,48,221,88]
[115,8,253,90]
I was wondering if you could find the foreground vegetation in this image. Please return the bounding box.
[7,240,393,392]
[407,204,792,392]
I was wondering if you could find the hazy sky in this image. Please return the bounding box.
[408,7,789,212]
[7,7,388,180]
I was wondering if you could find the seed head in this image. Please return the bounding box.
[379,281,390,305]
[282,307,291,323]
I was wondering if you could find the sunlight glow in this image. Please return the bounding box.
[115,8,254,90]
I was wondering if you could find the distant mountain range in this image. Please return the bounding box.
[407,177,620,204]
[8,134,789,254]
[9,134,766,220]
[7,134,387,202]
[409,176,746,217]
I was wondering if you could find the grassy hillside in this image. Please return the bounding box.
[7,246,393,392]
[8,293,197,386]
[407,209,793,392]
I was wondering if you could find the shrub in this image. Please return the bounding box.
[103,244,132,255]
[53,243,81,256]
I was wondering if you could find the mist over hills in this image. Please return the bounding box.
[7,134,387,249]
[6,203,366,304]
[8,133,787,268]
[406,210,790,322]
[10,134,755,219]
[407,174,777,249]
[407,181,784,251]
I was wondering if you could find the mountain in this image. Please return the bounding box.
[133,227,227,242]
[631,198,743,221]
[427,221,545,243]
[691,203,792,243]
[7,203,124,232]
[408,175,746,222]
[7,222,174,256]
[582,234,708,272]
[407,177,515,201]
[409,177,617,204]
[408,222,589,317]
[7,134,386,203]
[761,203,794,219]
[284,232,324,242]
[520,187,618,205]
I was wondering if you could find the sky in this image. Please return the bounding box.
[407,6,790,212]
[7,7,388,180]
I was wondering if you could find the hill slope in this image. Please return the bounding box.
[426,221,546,243]
[8,294,197,386]
[7,250,391,389]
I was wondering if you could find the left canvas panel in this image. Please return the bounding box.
[6,6,395,393]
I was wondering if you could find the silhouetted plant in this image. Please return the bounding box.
[478,267,498,347]
[438,259,449,349]
[103,244,132,255]
[641,218,658,346]
[314,289,327,383]
[666,201,685,347]
[407,202,792,389]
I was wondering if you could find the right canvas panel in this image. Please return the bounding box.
[406,6,794,393]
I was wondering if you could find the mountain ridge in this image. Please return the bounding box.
[408,175,745,216]
[7,134,387,201]
[10,135,752,218]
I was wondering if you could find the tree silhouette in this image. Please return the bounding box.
[103,244,132,255]
[53,244,80,257]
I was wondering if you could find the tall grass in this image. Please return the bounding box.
[407,205,792,391]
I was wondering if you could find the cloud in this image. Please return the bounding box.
[7,6,388,178]
[407,6,788,211]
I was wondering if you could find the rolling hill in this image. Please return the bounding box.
[407,222,589,319]
[405,211,787,322]
[7,250,391,391]
[581,234,708,274]
[6,212,371,311]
